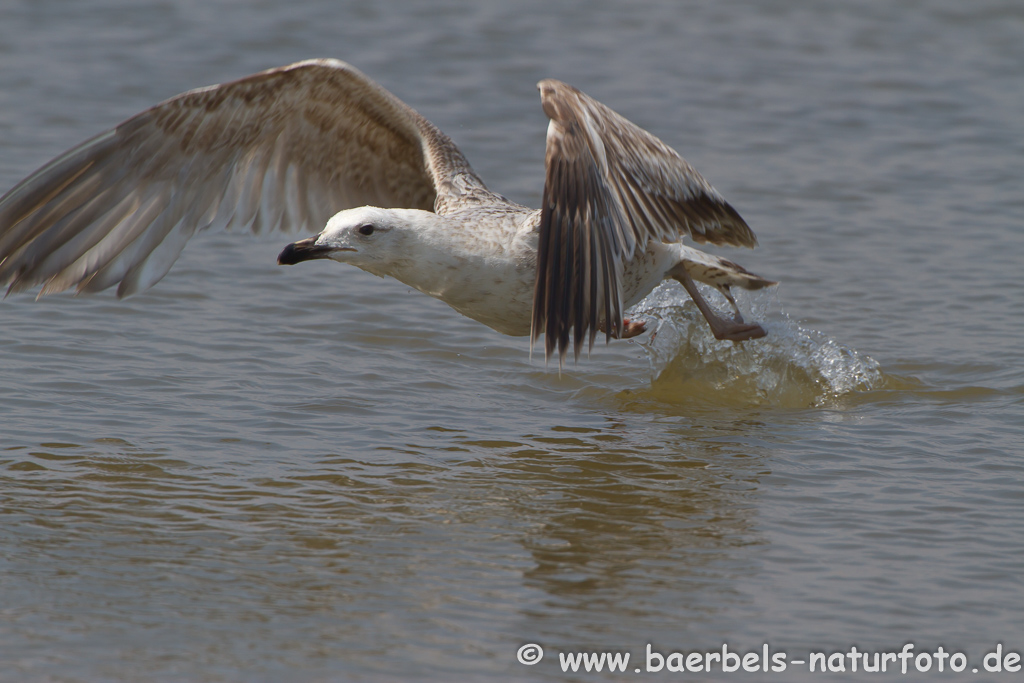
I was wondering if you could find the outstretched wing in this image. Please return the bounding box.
[530,79,756,363]
[0,58,485,297]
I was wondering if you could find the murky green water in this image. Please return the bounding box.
[1,1,1022,680]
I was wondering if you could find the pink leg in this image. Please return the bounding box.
[619,318,648,339]
[597,318,648,339]
[674,271,766,341]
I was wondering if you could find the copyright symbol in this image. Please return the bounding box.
[517,643,544,665]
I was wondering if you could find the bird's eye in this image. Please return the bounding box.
[357,224,375,236]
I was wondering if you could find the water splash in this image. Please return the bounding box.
[627,283,884,408]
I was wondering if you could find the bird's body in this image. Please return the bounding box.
[303,203,766,340]
[0,59,775,364]
[345,204,540,337]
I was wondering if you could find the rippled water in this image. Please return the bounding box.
[1,1,1022,681]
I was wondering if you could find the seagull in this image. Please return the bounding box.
[0,58,774,364]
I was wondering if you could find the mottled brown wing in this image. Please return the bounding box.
[0,59,485,297]
[530,79,756,363]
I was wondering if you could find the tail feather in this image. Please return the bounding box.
[676,247,776,297]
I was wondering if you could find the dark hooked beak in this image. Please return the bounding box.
[277,237,350,265]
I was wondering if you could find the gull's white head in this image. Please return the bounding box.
[277,206,417,275]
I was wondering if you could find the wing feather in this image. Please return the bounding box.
[0,58,485,297]
[531,79,757,363]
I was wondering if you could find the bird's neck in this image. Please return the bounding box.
[372,210,535,331]
[379,212,487,291]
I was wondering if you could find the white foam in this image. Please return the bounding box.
[629,282,884,407]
